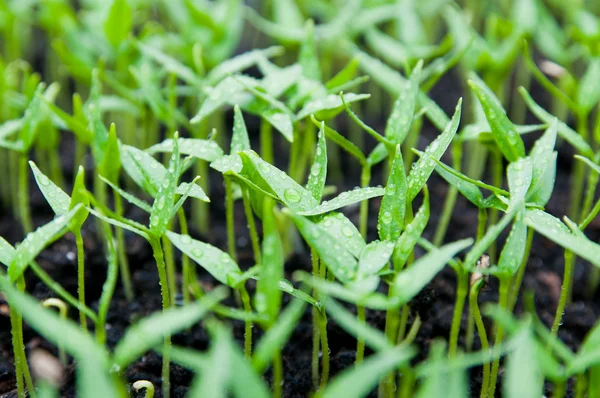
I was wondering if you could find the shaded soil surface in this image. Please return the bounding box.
[1,69,599,398]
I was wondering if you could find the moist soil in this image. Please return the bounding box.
[0,71,599,398]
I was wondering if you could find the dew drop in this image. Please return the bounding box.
[284,188,301,203]
[181,235,192,244]
[342,226,354,237]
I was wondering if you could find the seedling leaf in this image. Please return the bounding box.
[298,187,384,216]
[306,123,327,202]
[407,99,462,202]
[149,134,180,236]
[29,161,70,216]
[378,145,407,241]
[166,231,242,285]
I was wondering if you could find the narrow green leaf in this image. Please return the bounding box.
[575,155,600,175]
[29,161,70,216]
[87,208,150,240]
[507,157,533,209]
[19,84,45,151]
[315,212,365,258]
[392,239,473,304]
[231,105,250,153]
[434,161,485,207]
[256,198,283,322]
[175,181,209,202]
[311,116,367,165]
[239,150,318,213]
[188,322,231,398]
[393,188,430,268]
[69,166,90,231]
[0,276,112,380]
[576,57,600,112]
[325,57,359,91]
[252,298,306,373]
[206,46,284,85]
[353,49,450,131]
[306,123,327,202]
[407,99,462,202]
[320,345,416,398]
[166,231,242,285]
[524,209,600,268]
[121,145,165,196]
[296,274,394,309]
[99,175,152,213]
[113,287,227,368]
[147,137,224,163]
[324,298,392,352]
[295,93,370,121]
[290,214,357,283]
[357,240,394,279]
[99,123,121,184]
[469,79,525,162]
[137,42,202,86]
[149,134,180,236]
[385,62,421,146]
[504,327,543,398]
[497,216,527,275]
[378,145,407,241]
[104,0,132,47]
[0,237,16,266]
[519,87,593,157]
[528,120,558,206]
[299,20,321,81]
[8,207,82,282]
[191,76,244,124]
[298,187,384,216]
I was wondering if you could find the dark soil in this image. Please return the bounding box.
[1,69,599,398]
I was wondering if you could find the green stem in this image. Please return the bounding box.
[359,165,371,239]
[96,227,119,345]
[225,176,237,262]
[242,186,261,265]
[551,250,574,336]
[488,278,510,397]
[470,282,490,398]
[150,237,171,398]
[508,228,534,311]
[18,153,32,234]
[355,305,366,364]
[114,193,134,301]
[162,233,177,307]
[449,269,468,357]
[489,150,503,263]
[75,231,87,331]
[400,315,421,345]
[240,285,253,357]
[553,380,566,398]
[569,111,589,223]
[260,117,274,165]
[575,373,587,398]
[311,249,321,389]
[396,305,410,343]
[11,277,36,398]
[318,308,330,390]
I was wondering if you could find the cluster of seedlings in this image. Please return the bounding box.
[2,0,600,397]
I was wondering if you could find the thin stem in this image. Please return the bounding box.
[489,150,503,263]
[553,380,566,398]
[355,305,366,364]
[75,231,87,331]
[114,193,134,301]
[470,283,490,398]
[162,234,177,306]
[239,285,253,357]
[225,176,237,262]
[396,305,410,342]
[508,228,534,311]
[242,186,261,265]
[574,373,587,398]
[551,250,574,336]
[400,315,422,346]
[260,117,274,165]
[96,227,119,345]
[449,270,468,357]
[488,278,510,397]
[311,249,321,389]
[11,277,36,398]
[359,165,371,239]
[18,153,32,234]
[318,308,330,390]
[150,237,171,398]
